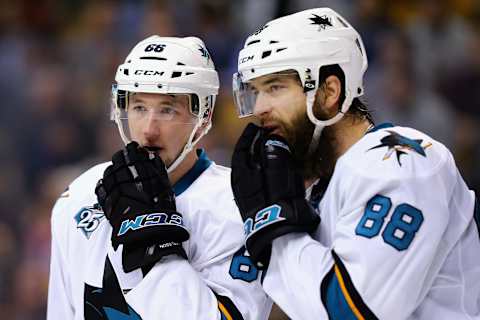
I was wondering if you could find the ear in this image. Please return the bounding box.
[314,75,342,118]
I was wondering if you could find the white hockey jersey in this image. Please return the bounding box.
[263,124,480,319]
[48,150,272,320]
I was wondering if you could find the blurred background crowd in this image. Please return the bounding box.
[0,0,479,319]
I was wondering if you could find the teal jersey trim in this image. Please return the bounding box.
[366,122,394,134]
[173,149,212,196]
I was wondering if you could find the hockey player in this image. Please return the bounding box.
[47,36,272,319]
[231,8,480,320]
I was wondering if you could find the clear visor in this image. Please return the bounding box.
[232,70,302,118]
[111,85,200,143]
[232,72,258,118]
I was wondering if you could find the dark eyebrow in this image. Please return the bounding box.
[130,95,176,103]
[130,96,146,103]
[260,76,284,86]
[249,75,284,91]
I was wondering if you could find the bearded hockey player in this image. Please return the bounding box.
[231,8,480,320]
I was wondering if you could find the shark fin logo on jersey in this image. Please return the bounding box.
[309,14,333,31]
[369,130,432,166]
[84,257,142,320]
[75,204,105,239]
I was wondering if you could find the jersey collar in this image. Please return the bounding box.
[173,149,212,196]
[366,122,394,134]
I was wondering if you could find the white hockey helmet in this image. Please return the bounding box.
[233,8,368,145]
[112,35,219,172]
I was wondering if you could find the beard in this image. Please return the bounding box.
[283,111,337,181]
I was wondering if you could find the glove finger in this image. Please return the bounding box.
[102,164,119,192]
[261,134,293,170]
[142,162,171,203]
[233,123,261,155]
[231,126,268,212]
[261,135,304,202]
[139,153,169,195]
[111,147,128,167]
[232,123,263,172]
[125,141,149,164]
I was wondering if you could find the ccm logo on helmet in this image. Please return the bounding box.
[240,55,254,64]
[134,70,165,76]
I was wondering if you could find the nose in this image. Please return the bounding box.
[252,92,272,118]
[142,112,161,142]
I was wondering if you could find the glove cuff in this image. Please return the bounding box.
[245,198,320,268]
[122,242,187,273]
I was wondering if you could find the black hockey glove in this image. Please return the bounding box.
[95,142,189,272]
[231,123,320,268]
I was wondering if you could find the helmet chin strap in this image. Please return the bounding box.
[165,118,205,173]
[305,88,352,155]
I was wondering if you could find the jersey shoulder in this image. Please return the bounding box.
[177,163,244,266]
[51,162,110,228]
[339,125,453,181]
[180,162,237,215]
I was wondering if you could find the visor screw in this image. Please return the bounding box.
[157,84,163,88]
[134,82,139,87]
[127,60,131,63]
[251,68,255,73]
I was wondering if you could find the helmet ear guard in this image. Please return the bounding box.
[111,36,219,173]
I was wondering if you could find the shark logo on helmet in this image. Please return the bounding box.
[198,45,211,62]
[251,24,269,36]
[309,14,333,31]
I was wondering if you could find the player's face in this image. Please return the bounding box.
[249,73,310,145]
[127,92,196,167]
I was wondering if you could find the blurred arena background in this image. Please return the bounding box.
[0,0,479,318]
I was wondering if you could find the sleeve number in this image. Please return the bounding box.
[355,195,424,251]
[229,247,258,282]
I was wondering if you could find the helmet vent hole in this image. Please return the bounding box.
[177,62,186,66]
[261,50,272,59]
[171,71,182,78]
[140,56,167,61]
[276,47,287,52]
[355,39,364,56]
[123,69,129,75]
[246,39,260,46]
[336,16,348,27]
[185,72,194,76]
[269,40,279,44]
